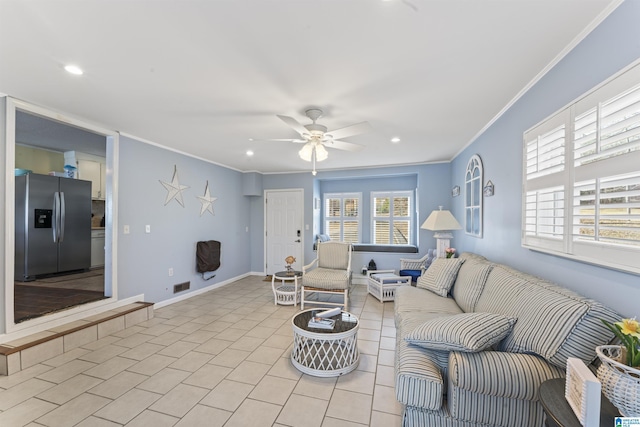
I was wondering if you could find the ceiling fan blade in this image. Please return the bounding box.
[251,138,307,143]
[325,140,365,152]
[277,115,309,137]
[324,121,372,140]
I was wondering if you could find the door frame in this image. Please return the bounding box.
[263,188,304,275]
[3,97,120,336]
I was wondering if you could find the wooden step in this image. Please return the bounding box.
[0,302,154,376]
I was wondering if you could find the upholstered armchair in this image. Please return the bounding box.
[399,248,436,283]
[301,241,352,310]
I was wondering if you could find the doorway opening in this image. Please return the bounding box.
[7,101,116,326]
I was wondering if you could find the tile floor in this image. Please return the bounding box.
[0,275,403,426]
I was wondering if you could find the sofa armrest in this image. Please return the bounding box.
[448,350,564,401]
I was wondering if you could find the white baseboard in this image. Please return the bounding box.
[154,272,252,309]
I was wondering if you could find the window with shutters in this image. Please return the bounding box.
[371,191,412,245]
[323,193,361,243]
[522,62,640,274]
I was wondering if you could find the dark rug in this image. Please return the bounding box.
[14,285,106,323]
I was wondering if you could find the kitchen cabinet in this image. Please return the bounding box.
[91,229,105,268]
[78,159,106,200]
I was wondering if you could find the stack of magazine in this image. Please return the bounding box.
[308,316,335,330]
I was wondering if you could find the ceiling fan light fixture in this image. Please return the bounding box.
[315,144,328,161]
[298,143,314,161]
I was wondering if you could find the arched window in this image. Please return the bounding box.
[465,155,483,237]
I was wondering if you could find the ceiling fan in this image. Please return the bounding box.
[269,108,372,175]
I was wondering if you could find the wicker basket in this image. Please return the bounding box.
[596,345,640,417]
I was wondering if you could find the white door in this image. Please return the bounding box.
[265,189,303,275]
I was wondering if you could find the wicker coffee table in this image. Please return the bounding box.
[290,309,359,377]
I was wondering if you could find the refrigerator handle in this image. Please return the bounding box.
[53,192,60,243]
[59,192,66,242]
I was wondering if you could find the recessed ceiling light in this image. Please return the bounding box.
[64,65,83,75]
[246,150,254,156]
[391,137,401,143]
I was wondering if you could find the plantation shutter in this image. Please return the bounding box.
[522,61,640,274]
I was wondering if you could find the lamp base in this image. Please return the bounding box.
[433,232,453,258]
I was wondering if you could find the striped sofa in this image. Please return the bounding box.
[394,252,619,427]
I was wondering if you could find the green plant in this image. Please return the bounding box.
[601,317,640,368]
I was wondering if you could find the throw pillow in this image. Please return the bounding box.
[405,312,517,352]
[416,257,465,296]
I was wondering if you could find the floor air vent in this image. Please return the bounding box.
[173,281,190,293]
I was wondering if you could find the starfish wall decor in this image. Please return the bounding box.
[197,181,217,216]
[159,165,189,207]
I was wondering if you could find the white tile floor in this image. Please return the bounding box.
[0,276,403,426]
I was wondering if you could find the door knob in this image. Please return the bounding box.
[295,239,301,243]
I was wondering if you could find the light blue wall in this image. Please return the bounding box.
[450,0,640,317]
[258,163,450,273]
[319,174,418,244]
[117,136,252,302]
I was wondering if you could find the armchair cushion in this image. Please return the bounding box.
[416,258,465,296]
[303,268,350,290]
[317,241,351,270]
[405,312,516,353]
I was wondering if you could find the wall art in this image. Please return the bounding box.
[197,180,217,216]
[159,164,189,207]
[483,180,495,197]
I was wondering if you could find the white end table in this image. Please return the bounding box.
[272,270,302,306]
[367,269,411,302]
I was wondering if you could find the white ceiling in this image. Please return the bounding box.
[0,0,619,174]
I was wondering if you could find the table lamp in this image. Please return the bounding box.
[421,206,462,258]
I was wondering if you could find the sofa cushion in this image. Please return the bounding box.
[416,258,465,296]
[394,286,463,320]
[452,254,493,312]
[405,312,516,352]
[475,264,619,368]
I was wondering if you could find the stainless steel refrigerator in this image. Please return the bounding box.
[15,174,92,281]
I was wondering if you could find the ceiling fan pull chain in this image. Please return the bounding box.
[312,147,317,176]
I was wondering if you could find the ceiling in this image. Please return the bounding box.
[0,0,619,174]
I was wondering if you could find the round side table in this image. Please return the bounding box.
[539,378,619,427]
[290,309,359,377]
[272,270,302,306]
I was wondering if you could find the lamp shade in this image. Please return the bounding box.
[315,143,328,161]
[298,142,329,162]
[421,206,462,231]
[298,143,314,161]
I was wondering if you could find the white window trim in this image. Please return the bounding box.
[371,191,413,245]
[323,192,362,243]
[522,60,640,276]
[465,155,483,238]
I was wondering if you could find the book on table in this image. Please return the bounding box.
[308,317,335,329]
